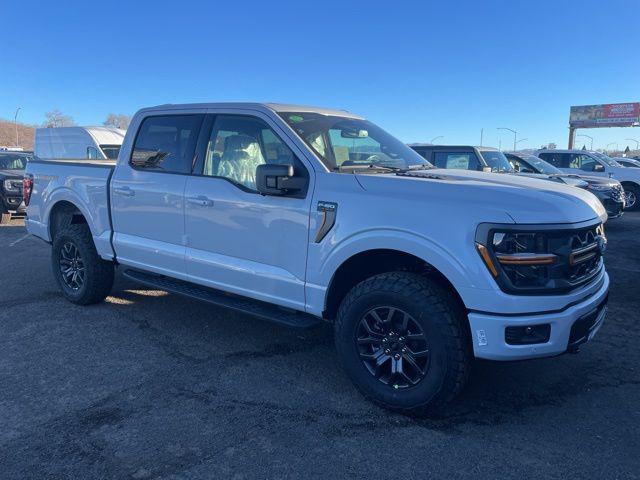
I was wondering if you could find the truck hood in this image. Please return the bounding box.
[356,169,606,224]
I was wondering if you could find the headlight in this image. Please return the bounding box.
[3,179,21,192]
[587,184,613,191]
[475,223,604,294]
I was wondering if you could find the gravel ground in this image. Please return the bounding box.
[0,214,638,479]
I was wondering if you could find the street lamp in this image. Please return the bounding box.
[498,127,517,151]
[577,134,593,150]
[14,107,21,147]
[625,138,640,150]
[430,135,443,144]
[606,142,618,153]
[515,138,528,149]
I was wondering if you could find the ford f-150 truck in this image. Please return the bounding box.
[24,103,610,413]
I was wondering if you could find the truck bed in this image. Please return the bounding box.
[25,159,116,259]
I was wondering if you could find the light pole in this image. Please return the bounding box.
[577,134,593,150]
[429,135,443,144]
[498,127,517,151]
[14,107,21,147]
[625,138,640,150]
[606,142,618,154]
[515,138,528,149]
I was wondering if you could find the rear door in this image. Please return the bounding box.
[183,112,312,311]
[111,113,204,279]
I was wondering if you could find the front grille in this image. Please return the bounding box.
[481,222,605,294]
[610,184,625,202]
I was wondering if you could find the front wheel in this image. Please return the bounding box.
[624,185,639,211]
[334,272,471,414]
[51,224,114,305]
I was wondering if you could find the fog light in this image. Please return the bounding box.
[505,324,551,345]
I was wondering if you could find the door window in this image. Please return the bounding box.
[201,115,305,191]
[130,115,204,173]
[569,154,596,171]
[433,152,480,170]
[87,146,99,159]
[539,152,571,168]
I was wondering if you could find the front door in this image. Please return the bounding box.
[184,113,312,311]
[111,113,204,278]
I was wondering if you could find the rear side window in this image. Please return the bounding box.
[433,152,480,170]
[131,115,204,173]
[538,152,570,168]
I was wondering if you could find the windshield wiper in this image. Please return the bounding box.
[336,163,433,173]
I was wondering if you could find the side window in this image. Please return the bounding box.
[539,152,570,168]
[569,154,596,171]
[509,157,523,171]
[433,152,480,170]
[131,115,203,173]
[202,115,305,191]
[87,146,99,159]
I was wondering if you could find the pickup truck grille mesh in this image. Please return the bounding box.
[493,223,604,293]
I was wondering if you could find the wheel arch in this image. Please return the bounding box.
[323,248,468,322]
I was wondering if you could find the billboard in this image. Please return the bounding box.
[569,102,640,128]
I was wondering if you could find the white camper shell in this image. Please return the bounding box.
[35,126,126,160]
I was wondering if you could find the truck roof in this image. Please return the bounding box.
[408,144,499,152]
[138,102,364,120]
[36,126,126,145]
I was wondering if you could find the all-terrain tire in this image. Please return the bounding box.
[334,272,471,414]
[51,224,114,305]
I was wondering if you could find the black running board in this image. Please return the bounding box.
[122,269,321,329]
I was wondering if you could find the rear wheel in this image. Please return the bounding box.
[51,224,114,305]
[334,272,471,414]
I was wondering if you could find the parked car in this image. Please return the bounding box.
[613,157,640,168]
[25,103,609,413]
[505,152,625,219]
[35,126,125,160]
[535,149,640,210]
[408,144,512,173]
[0,150,32,223]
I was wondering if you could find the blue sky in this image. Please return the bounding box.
[1,0,639,150]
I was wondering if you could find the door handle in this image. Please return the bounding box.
[113,186,135,197]
[187,195,214,207]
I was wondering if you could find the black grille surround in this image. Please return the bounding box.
[476,219,605,295]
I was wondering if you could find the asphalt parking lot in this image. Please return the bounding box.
[0,215,638,480]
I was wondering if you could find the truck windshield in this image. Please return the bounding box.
[100,145,121,159]
[278,112,432,172]
[592,152,622,167]
[0,154,29,170]
[479,150,513,172]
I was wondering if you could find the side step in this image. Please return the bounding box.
[122,269,321,329]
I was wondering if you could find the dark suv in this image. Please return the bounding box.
[505,152,625,218]
[0,151,31,224]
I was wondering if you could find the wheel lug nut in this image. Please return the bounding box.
[402,347,407,352]
[394,354,400,359]
[385,349,390,354]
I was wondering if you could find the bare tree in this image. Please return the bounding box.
[103,113,131,130]
[43,109,75,128]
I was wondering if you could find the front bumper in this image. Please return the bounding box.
[468,272,609,360]
[2,195,25,215]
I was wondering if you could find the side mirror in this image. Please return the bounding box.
[256,164,305,196]
[593,164,605,172]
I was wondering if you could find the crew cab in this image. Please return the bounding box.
[0,150,32,223]
[505,152,625,219]
[24,103,610,413]
[536,149,640,211]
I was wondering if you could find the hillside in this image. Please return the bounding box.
[0,119,36,150]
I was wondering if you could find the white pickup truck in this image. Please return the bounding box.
[24,103,610,413]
